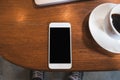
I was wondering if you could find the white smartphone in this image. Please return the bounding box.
[34,0,78,6]
[48,22,72,69]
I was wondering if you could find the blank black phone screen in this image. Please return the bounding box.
[50,28,71,63]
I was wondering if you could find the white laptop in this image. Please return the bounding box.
[34,0,79,6]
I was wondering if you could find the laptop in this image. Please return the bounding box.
[34,0,79,6]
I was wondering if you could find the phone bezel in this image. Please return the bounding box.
[48,22,72,69]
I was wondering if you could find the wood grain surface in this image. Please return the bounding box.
[0,0,120,71]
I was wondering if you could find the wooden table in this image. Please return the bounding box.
[1,0,120,71]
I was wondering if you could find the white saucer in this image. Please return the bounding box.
[89,3,120,53]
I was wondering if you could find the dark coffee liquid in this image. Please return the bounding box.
[112,14,120,33]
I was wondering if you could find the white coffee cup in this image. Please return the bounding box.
[104,4,120,40]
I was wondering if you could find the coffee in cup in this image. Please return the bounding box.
[111,14,120,33]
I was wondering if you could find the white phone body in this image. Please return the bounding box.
[49,22,72,69]
[34,0,78,6]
